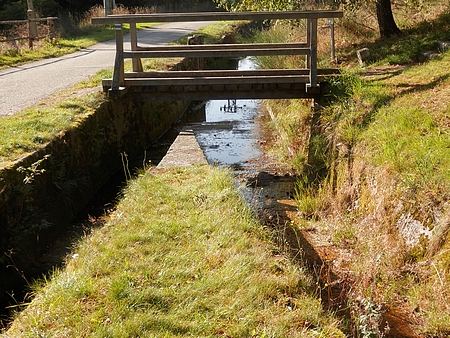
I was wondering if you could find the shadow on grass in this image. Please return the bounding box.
[340,11,450,65]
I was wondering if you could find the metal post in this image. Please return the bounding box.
[103,0,115,16]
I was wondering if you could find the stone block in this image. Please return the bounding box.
[356,48,370,67]
[438,41,450,53]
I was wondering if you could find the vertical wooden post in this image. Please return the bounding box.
[130,22,143,72]
[47,18,55,42]
[307,18,318,89]
[328,18,335,62]
[187,34,204,70]
[306,18,311,69]
[111,24,125,92]
[27,0,37,48]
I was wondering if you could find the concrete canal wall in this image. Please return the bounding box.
[0,93,190,306]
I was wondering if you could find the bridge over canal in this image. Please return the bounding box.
[92,10,343,101]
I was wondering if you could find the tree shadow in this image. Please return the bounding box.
[339,11,450,66]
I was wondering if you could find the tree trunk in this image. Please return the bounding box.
[375,0,401,38]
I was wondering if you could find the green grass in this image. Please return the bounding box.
[3,166,345,337]
[0,91,105,169]
[0,25,118,69]
[248,2,450,336]
[174,20,250,45]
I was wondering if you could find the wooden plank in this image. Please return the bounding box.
[129,22,143,72]
[124,68,339,78]
[136,42,308,51]
[111,24,125,91]
[102,72,334,88]
[91,10,343,25]
[104,74,329,87]
[123,47,309,59]
[128,87,320,101]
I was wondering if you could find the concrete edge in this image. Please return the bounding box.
[156,129,208,168]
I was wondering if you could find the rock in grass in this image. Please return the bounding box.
[438,41,450,53]
[357,48,370,67]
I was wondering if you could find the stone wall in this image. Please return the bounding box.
[0,96,190,306]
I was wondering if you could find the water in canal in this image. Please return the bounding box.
[186,57,263,170]
[184,57,297,214]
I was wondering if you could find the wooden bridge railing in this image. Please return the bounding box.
[91,10,343,99]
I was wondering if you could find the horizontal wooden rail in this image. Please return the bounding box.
[123,47,309,59]
[135,42,308,51]
[105,74,326,86]
[91,10,343,24]
[0,17,58,25]
[124,68,339,78]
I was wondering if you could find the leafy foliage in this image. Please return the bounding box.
[213,0,302,11]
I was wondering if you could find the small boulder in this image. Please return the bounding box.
[437,41,450,53]
[421,50,440,60]
[356,48,370,67]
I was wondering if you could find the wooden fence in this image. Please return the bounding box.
[0,17,58,48]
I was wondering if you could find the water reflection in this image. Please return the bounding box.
[188,57,262,168]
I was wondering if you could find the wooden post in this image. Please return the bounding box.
[47,18,55,42]
[130,22,143,72]
[307,18,318,89]
[327,18,335,62]
[27,0,37,48]
[306,18,311,69]
[111,24,125,92]
[103,0,115,16]
[187,34,204,70]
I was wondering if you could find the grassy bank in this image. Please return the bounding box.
[253,2,450,336]
[3,165,344,337]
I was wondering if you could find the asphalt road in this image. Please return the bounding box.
[0,21,211,117]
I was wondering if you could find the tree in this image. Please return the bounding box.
[212,0,402,39]
[375,0,401,38]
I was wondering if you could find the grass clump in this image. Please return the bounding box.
[4,165,344,337]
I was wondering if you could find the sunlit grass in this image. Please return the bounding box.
[174,20,250,45]
[4,166,345,337]
[250,2,450,335]
[0,92,105,168]
[0,26,118,69]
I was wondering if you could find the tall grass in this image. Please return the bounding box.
[251,1,450,335]
[3,166,345,337]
